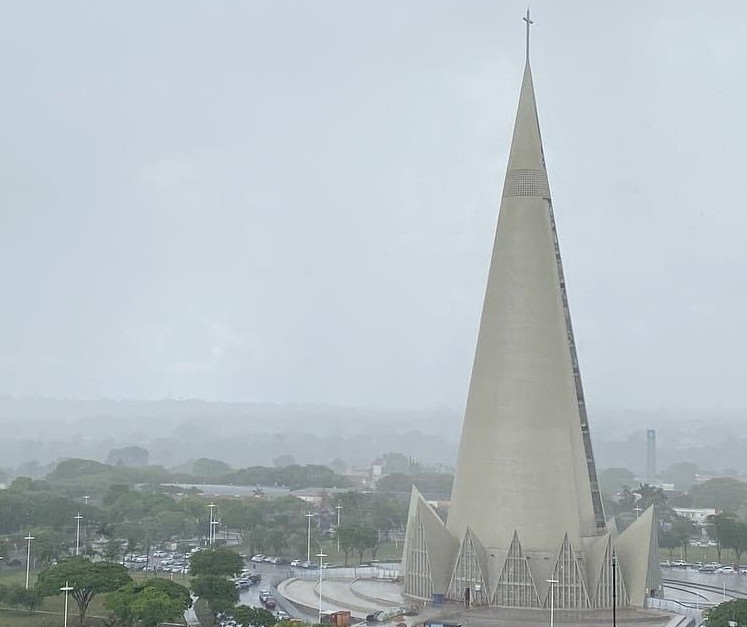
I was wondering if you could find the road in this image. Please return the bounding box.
[239,561,318,622]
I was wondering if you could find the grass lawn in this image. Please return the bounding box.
[1,568,189,626]
[317,540,403,566]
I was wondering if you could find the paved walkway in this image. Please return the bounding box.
[277,577,676,627]
[184,595,200,626]
[277,577,405,619]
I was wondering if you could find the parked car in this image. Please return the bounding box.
[699,565,718,573]
[290,560,301,567]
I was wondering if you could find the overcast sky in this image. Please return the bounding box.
[1,1,746,414]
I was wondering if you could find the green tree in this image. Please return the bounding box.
[142,577,192,611]
[336,524,357,566]
[192,458,233,478]
[0,583,42,612]
[659,528,682,558]
[661,462,700,492]
[691,478,747,513]
[670,515,696,561]
[191,575,238,614]
[354,525,378,563]
[189,547,243,577]
[598,467,636,497]
[106,446,149,467]
[273,455,296,468]
[106,579,190,627]
[708,513,747,563]
[36,556,132,625]
[33,528,69,565]
[378,452,411,475]
[328,458,346,475]
[375,472,453,496]
[103,537,124,562]
[233,604,277,627]
[706,599,747,627]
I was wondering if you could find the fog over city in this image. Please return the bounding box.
[1,2,746,471]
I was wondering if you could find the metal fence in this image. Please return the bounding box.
[647,597,707,626]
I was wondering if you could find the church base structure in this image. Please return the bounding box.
[410,603,673,627]
[402,488,661,610]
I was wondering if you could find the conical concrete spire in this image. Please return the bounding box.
[445,59,604,553]
[505,62,546,174]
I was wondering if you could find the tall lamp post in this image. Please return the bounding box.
[208,503,217,545]
[75,514,83,556]
[335,504,343,552]
[83,495,90,549]
[24,533,34,589]
[317,551,327,624]
[61,581,74,627]
[211,520,220,546]
[305,512,315,563]
[612,551,617,627]
[547,578,558,627]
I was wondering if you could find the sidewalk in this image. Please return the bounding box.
[277,577,404,619]
[184,595,200,626]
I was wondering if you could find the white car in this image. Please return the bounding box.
[290,560,301,567]
[717,566,737,574]
[276,611,290,621]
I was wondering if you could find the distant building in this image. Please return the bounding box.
[673,507,718,526]
[290,487,347,505]
[646,430,656,483]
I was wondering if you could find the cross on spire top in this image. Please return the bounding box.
[523,8,534,62]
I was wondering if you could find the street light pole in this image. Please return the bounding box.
[547,579,558,627]
[211,520,220,546]
[612,551,617,627]
[335,504,342,552]
[208,503,216,545]
[24,533,34,589]
[305,512,315,563]
[61,581,73,627]
[75,514,83,556]
[317,551,327,624]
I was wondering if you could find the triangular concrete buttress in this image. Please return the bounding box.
[546,534,590,609]
[589,534,629,608]
[613,505,660,606]
[402,486,458,600]
[447,528,490,606]
[492,531,541,608]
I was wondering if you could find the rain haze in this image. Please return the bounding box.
[1,2,746,469]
